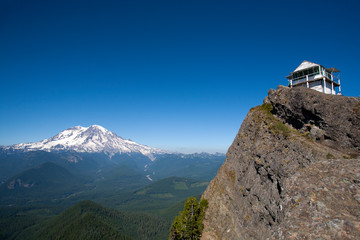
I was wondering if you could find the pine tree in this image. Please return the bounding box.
[169,197,208,240]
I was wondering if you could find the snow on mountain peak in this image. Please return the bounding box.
[87,124,108,133]
[11,125,165,159]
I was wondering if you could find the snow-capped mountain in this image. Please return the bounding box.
[11,125,165,159]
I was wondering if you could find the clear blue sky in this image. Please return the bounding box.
[1,0,359,153]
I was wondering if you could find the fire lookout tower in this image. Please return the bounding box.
[286,60,341,95]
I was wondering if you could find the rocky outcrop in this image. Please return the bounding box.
[201,86,360,240]
[266,86,360,155]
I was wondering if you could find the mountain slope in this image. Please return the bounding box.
[0,150,67,183]
[0,162,87,206]
[38,212,132,240]
[0,150,156,184]
[9,125,165,159]
[201,86,360,240]
[35,200,169,240]
[85,176,209,215]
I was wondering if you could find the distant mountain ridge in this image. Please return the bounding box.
[7,125,166,159]
[0,125,225,184]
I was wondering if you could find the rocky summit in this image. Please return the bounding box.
[201,86,360,240]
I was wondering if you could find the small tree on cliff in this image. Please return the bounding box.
[169,197,208,240]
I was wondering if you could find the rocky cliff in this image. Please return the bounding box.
[201,86,360,240]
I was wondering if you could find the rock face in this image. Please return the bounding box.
[266,86,360,155]
[201,86,360,240]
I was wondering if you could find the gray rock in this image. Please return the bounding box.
[201,86,360,240]
[268,86,360,155]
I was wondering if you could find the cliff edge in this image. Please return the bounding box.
[201,86,360,239]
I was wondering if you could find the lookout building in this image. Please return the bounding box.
[286,60,341,95]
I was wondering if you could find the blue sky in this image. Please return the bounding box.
[1,0,359,153]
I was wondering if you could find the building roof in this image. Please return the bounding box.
[292,60,320,73]
[290,60,341,74]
